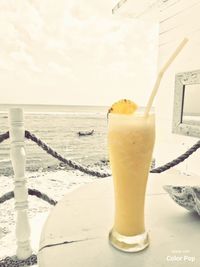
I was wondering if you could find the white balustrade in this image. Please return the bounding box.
[9,108,32,259]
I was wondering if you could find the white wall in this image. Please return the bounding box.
[155,0,200,175]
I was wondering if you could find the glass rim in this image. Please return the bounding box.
[108,112,155,118]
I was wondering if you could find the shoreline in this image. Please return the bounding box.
[0,158,110,176]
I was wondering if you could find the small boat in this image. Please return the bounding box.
[77,130,94,136]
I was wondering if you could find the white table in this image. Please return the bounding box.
[38,173,200,267]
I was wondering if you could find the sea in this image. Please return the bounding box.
[0,104,110,176]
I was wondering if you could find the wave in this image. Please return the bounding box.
[0,158,10,163]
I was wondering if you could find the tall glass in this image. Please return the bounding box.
[108,112,155,252]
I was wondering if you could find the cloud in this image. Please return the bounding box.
[0,0,158,105]
[47,62,72,76]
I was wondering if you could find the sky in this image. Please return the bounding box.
[0,0,159,106]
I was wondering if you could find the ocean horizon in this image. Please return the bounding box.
[0,104,109,114]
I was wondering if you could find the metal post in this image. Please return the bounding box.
[9,108,32,259]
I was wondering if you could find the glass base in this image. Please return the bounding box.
[109,229,149,252]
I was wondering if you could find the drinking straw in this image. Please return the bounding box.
[144,38,188,117]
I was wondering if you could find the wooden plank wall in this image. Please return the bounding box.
[159,0,200,49]
[155,0,200,174]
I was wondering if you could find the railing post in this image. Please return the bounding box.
[9,108,32,259]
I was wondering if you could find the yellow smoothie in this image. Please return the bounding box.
[108,113,155,237]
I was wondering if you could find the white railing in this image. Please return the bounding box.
[9,108,32,259]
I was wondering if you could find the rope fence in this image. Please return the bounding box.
[25,131,111,178]
[150,140,200,173]
[0,188,57,206]
[0,131,9,144]
[1,131,200,177]
[0,130,200,266]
